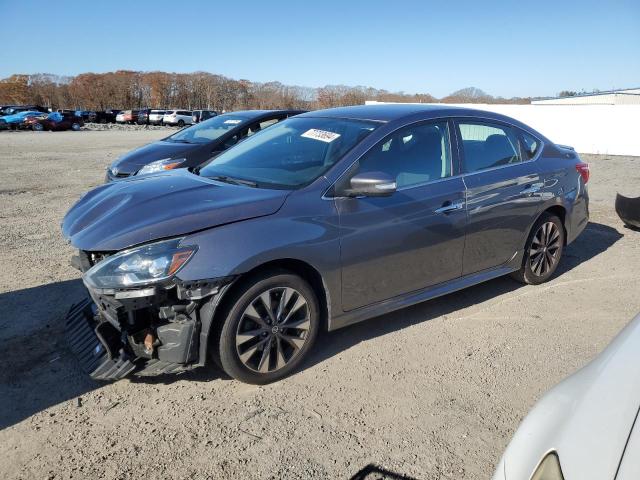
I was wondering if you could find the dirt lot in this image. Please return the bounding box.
[0,130,639,479]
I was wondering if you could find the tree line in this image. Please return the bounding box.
[0,71,531,112]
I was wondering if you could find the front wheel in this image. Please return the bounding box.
[214,271,320,384]
[32,122,44,131]
[511,213,564,285]
[71,123,81,131]
[177,120,185,127]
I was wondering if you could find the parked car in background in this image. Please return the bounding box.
[163,109,193,127]
[105,109,303,181]
[25,112,84,131]
[0,110,45,129]
[115,110,139,124]
[66,104,589,384]
[93,109,121,124]
[192,109,217,123]
[76,110,96,122]
[136,108,153,125]
[0,105,48,116]
[494,312,640,480]
[148,109,166,125]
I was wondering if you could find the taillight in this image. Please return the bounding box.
[576,163,590,183]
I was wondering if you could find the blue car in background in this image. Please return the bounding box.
[0,110,44,129]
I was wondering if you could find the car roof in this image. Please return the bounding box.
[220,109,306,119]
[297,104,508,123]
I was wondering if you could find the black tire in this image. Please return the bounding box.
[511,213,564,285]
[177,120,185,127]
[32,122,44,131]
[213,270,320,384]
[71,123,81,131]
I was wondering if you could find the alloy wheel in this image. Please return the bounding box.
[529,221,562,276]
[235,287,310,373]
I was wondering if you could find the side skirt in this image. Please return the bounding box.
[329,265,516,331]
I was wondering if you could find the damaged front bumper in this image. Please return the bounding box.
[65,251,232,380]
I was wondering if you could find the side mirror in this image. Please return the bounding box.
[347,172,396,197]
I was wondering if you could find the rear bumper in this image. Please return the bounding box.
[565,183,589,245]
[616,194,640,229]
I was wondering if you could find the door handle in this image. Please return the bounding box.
[520,182,543,195]
[435,200,465,214]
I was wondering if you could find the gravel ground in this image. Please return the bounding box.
[0,131,639,480]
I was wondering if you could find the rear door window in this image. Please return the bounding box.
[457,121,521,173]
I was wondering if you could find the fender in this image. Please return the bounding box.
[176,185,342,363]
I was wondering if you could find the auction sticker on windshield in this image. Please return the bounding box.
[224,119,243,125]
[301,129,341,143]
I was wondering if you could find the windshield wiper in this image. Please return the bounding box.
[209,175,258,188]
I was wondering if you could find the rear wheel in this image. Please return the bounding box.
[71,123,81,131]
[32,122,44,131]
[214,271,319,384]
[177,120,185,127]
[512,213,564,285]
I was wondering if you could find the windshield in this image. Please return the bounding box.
[166,113,250,144]
[199,117,379,189]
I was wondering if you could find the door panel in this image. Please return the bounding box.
[337,177,467,311]
[455,119,546,275]
[462,163,543,274]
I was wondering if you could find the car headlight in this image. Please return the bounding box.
[531,452,564,480]
[83,238,197,290]
[137,158,187,176]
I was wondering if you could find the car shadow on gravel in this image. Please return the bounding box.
[304,221,622,373]
[0,279,100,431]
[0,222,622,430]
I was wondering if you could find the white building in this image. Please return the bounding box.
[365,100,640,156]
[532,88,640,105]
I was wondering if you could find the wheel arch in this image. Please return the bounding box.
[198,258,331,366]
[512,203,568,271]
[543,204,568,245]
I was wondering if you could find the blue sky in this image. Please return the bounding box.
[1,0,638,98]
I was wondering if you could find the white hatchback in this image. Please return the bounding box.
[163,109,193,127]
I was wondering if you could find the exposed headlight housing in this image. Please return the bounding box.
[531,452,564,480]
[137,157,187,176]
[83,238,196,290]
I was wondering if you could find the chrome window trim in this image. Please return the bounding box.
[454,118,545,178]
[322,113,545,199]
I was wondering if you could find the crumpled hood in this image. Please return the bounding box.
[62,170,289,251]
[111,140,203,175]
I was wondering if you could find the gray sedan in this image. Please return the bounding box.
[62,104,590,384]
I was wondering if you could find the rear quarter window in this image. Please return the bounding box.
[519,130,542,160]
